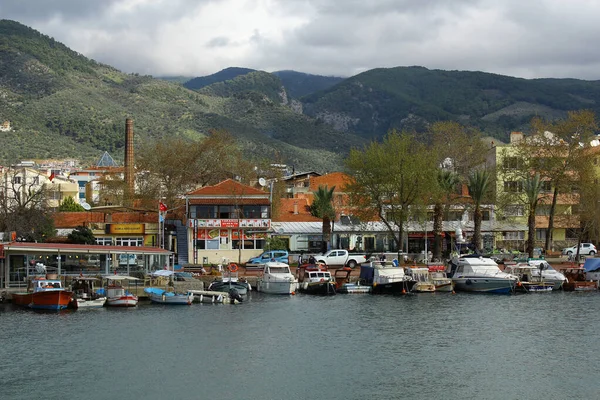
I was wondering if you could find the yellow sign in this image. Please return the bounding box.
[109,224,145,234]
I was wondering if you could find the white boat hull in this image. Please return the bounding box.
[257,279,297,295]
[75,297,107,308]
[433,279,454,292]
[453,277,517,294]
[106,296,138,307]
[148,292,193,305]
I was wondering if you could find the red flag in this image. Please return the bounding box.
[159,201,167,212]
[49,172,55,182]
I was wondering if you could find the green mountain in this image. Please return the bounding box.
[272,70,344,98]
[0,20,363,171]
[301,66,600,141]
[184,67,255,90]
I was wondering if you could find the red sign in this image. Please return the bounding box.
[220,219,239,228]
[0,244,4,259]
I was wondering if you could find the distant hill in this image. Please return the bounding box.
[155,76,193,84]
[183,67,255,90]
[0,20,363,171]
[301,66,600,141]
[272,70,344,98]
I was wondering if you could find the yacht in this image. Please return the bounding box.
[451,256,518,294]
[256,262,297,295]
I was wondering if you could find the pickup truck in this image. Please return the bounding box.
[313,250,367,268]
[247,250,289,265]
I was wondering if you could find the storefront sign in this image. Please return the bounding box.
[108,224,145,234]
[191,219,271,229]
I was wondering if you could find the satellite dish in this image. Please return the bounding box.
[81,202,91,210]
[258,177,267,187]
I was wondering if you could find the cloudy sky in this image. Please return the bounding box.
[2,0,600,80]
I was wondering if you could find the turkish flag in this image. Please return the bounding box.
[159,201,167,212]
[49,172,55,182]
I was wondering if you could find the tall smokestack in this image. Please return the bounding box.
[124,118,134,207]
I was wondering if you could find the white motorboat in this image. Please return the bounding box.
[256,262,297,295]
[407,267,435,292]
[70,277,106,308]
[428,265,454,292]
[359,260,416,294]
[101,275,139,307]
[451,256,518,294]
[144,287,194,305]
[527,260,567,290]
[503,264,554,293]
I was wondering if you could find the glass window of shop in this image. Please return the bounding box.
[115,237,143,246]
[95,237,113,246]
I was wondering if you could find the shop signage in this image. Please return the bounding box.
[108,223,145,234]
[191,219,271,228]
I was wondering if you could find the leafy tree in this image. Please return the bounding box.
[432,170,460,260]
[467,169,492,252]
[67,225,96,244]
[58,196,85,211]
[309,185,336,253]
[265,236,288,251]
[345,130,437,252]
[522,173,544,258]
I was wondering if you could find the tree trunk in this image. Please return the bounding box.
[433,202,443,261]
[473,204,482,252]
[527,206,536,258]
[544,187,559,251]
[322,217,331,254]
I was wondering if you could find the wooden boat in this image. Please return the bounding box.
[428,265,454,292]
[503,264,554,293]
[144,287,194,305]
[12,277,73,310]
[69,277,106,308]
[407,267,435,292]
[101,275,139,307]
[560,268,598,291]
[256,262,297,295]
[297,263,336,295]
[334,267,371,294]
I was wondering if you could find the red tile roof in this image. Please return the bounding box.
[272,198,321,222]
[187,179,268,197]
[188,198,270,205]
[309,172,352,192]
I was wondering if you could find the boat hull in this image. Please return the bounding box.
[371,280,415,295]
[105,296,138,307]
[337,283,372,294]
[452,277,516,294]
[257,280,297,295]
[298,282,336,295]
[563,281,598,291]
[208,282,249,296]
[148,292,193,305]
[13,290,73,310]
[412,282,436,293]
[72,297,107,308]
[433,279,454,292]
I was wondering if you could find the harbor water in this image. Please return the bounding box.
[1,291,600,400]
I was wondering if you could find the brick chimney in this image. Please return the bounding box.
[124,118,134,207]
[293,201,299,215]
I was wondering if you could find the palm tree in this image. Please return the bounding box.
[523,173,544,258]
[433,170,460,261]
[467,169,492,252]
[310,185,336,254]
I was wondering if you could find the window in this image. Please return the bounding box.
[95,237,113,246]
[32,176,40,185]
[505,205,524,217]
[482,210,491,221]
[502,231,524,240]
[13,176,21,184]
[504,181,523,193]
[536,206,551,216]
[541,181,551,192]
[115,237,143,246]
[535,229,547,241]
[504,157,523,169]
[194,206,217,219]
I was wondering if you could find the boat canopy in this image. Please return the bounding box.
[151,270,174,277]
[101,275,140,281]
[583,258,600,272]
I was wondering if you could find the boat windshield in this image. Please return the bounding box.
[268,266,291,274]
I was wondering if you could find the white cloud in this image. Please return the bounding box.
[2,0,600,79]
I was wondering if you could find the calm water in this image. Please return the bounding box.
[1,292,600,400]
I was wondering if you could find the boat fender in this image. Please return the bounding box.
[320,278,325,282]
[465,279,472,285]
[162,293,166,301]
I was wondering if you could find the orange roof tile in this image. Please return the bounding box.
[272,198,321,222]
[309,172,352,192]
[187,179,269,197]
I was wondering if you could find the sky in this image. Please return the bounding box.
[2,0,600,80]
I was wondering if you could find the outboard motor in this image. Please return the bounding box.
[229,288,243,304]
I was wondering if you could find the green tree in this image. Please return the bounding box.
[345,130,437,252]
[309,185,336,253]
[432,170,460,260]
[467,169,492,252]
[67,225,96,244]
[523,173,544,258]
[58,196,85,211]
[265,236,288,251]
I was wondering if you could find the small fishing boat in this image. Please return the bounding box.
[407,267,435,292]
[69,277,106,308]
[12,276,73,310]
[256,261,297,295]
[207,263,251,295]
[503,264,554,293]
[144,287,194,305]
[101,275,139,307]
[334,267,371,294]
[296,263,336,295]
[428,265,454,292]
[560,267,598,292]
[359,260,416,294]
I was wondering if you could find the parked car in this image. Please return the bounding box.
[247,250,289,265]
[313,250,367,268]
[562,243,596,256]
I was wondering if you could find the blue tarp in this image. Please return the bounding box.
[583,258,600,272]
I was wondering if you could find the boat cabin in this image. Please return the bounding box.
[263,263,292,275]
[297,264,332,283]
[31,278,64,292]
